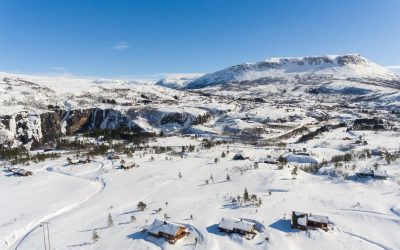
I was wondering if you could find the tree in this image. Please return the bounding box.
[190,214,194,220]
[226,174,231,182]
[178,172,182,178]
[137,201,147,211]
[277,155,287,165]
[107,213,114,227]
[254,162,259,169]
[164,213,169,220]
[210,174,214,182]
[130,215,136,223]
[214,158,219,163]
[243,188,249,202]
[92,230,99,243]
[221,151,226,158]
[291,166,298,179]
[258,197,262,206]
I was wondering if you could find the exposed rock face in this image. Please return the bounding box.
[0,107,212,149]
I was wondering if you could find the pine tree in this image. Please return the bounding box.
[130,215,136,222]
[243,188,249,202]
[221,151,226,158]
[137,201,147,211]
[107,213,114,227]
[210,174,214,182]
[178,172,182,178]
[226,174,231,182]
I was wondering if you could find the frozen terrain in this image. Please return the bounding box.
[1,54,400,249]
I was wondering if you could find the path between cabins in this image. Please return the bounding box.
[10,161,106,250]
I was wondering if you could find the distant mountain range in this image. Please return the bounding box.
[157,54,400,92]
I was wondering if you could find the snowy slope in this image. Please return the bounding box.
[185,54,400,90]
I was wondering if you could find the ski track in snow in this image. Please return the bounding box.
[341,230,393,250]
[11,161,106,250]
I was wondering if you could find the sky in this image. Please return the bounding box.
[0,0,399,79]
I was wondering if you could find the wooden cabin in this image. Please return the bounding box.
[67,157,90,165]
[11,168,33,177]
[356,169,388,180]
[106,149,115,160]
[148,219,187,244]
[119,162,136,170]
[292,211,329,231]
[218,218,256,236]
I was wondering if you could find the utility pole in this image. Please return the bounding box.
[40,222,51,250]
[41,223,47,250]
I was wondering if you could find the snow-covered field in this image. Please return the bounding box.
[1,134,399,250]
[1,54,400,249]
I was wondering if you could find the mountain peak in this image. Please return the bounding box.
[184,54,399,89]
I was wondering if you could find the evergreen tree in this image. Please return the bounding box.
[226,174,231,182]
[137,201,147,211]
[107,213,114,227]
[243,188,249,201]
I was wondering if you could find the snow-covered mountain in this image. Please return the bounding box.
[185,54,400,91]
[156,73,204,89]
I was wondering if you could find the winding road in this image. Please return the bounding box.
[11,160,106,250]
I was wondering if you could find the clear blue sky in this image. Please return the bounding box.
[0,0,399,78]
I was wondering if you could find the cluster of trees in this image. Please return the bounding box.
[231,188,262,207]
[0,146,60,165]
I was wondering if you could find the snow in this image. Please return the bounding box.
[0,135,399,249]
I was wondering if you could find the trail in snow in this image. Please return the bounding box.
[12,161,106,250]
[341,230,393,250]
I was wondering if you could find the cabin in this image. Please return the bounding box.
[119,161,136,170]
[106,149,115,160]
[233,153,245,161]
[10,168,33,177]
[261,157,277,164]
[147,219,187,244]
[352,118,385,130]
[372,170,388,180]
[67,157,90,165]
[356,169,388,180]
[218,218,256,236]
[291,211,329,231]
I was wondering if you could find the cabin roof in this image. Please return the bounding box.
[309,214,329,224]
[218,217,255,232]
[373,170,388,178]
[148,219,184,237]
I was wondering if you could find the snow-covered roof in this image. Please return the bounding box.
[309,214,329,224]
[373,170,388,178]
[218,217,255,232]
[148,219,184,236]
